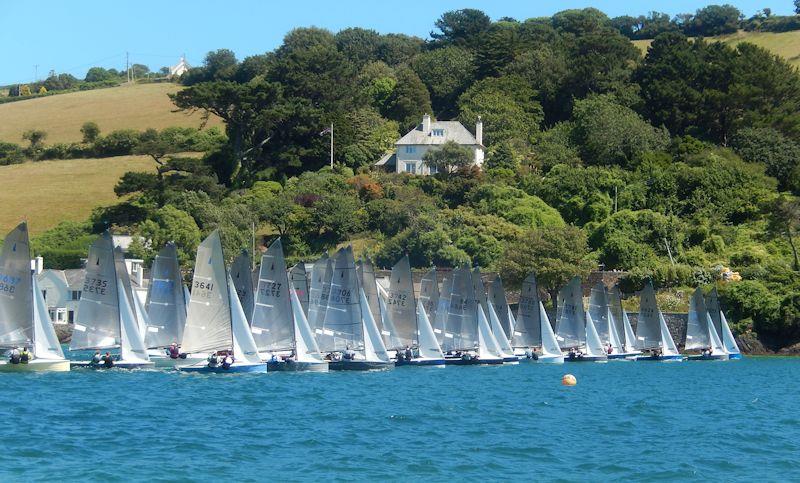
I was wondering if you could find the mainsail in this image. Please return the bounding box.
[251,238,294,352]
[181,230,232,354]
[513,273,542,348]
[0,223,34,347]
[635,282,662,350]
[584,311,606,357]
[230,250,254,325]
[32,276,65,359]
[685,287,711,350]
[320,247,363,352]
[144,243,186,348]
[289,264,309,314]
[71,232,120,350]
[416,300,444,360]
[290,287,325,363]
[472,267,489,315]
[588,282,611,344]
[441,267,478,352]
[432,271,453,344]
[555,276,585,348]
[608,287,637,352]
[307,255,332,333]
[488,276,512,339]
[487,302,514,357]
[418,269,439,325]
[357,258,382,325]
[384,255,417,348]
[705,287,724,337]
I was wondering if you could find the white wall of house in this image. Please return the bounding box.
[396,144,483,175]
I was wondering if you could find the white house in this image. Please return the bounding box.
[376,114,484,175]
[169,56,191,78]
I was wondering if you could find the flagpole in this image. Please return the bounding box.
[329,122,334,168]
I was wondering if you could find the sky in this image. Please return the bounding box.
[0,0,793,85]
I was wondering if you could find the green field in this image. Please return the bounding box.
[0,83,221,144]
[0,156,156,235]
[633,29,800,67]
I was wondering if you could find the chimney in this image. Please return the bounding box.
[422,113,431,133]
[35,256,44,274]
[475,116,483,145]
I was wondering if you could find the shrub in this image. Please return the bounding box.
[0,142,24,165]
[92,129,140,156]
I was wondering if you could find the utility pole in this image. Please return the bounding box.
[126,52,130,83]
[329,123,334,168]
[34,64,38,82]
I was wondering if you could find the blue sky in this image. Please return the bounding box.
[0,0,792,85]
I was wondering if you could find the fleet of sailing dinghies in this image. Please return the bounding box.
[0,223,69,372]
[0,221,745,373]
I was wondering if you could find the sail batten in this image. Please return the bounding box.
[384,255,417,348]
[319,247,363,352]
[144,243,186,348]
[635,282,662,350]
[513,273,542,348]
[251,239,294,352]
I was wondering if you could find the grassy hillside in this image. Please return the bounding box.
[633,30,800,67]
[0,83,221,144]
[0,156,156,235]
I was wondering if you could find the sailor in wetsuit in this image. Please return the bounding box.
[90,350,102,366]
[101,352,114,368]
[8,347,20,364]
[168,343,180,359]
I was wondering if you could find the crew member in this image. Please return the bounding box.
[101,352,114,368]
[9,347,20,364]
[19,347,31,363]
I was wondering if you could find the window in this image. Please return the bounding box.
[429,165,438,175]
[405,146,416,154]
[68,310,75,324]
[432,128,445,137]
[70,290,81,301]
[404,162,417,174]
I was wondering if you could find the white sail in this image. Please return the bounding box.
[513,273,542,348]
[472,267,489,316]
[658,311,680,355]
[144,243,186,348]
[588,282,611,344]
[635,282,662,350]
[0,223,34,347]
[685,287,710,350]
[32,267,65,359]
[555,276,585,348]
[608,287,636,351]
[307,255,332,334]
[442,267,478,352]
[706,312,726,354]
[418,269,439,325]
[230,250,254,325]
[584,312,606,357]
[488,276,513,340]
[477,304,502,359]
[360,288,389,363]
[539,302,562,357]
[357,258,382,326]
[226,274,262,364]
[488,302,514,357]
[705,287,724,337]
[432,272,452,345]
[720,312,741,355]
[606,308,625,354]
[181,230,231,354]
[320,247,362,352]
[183,285,190,313]
[132,294,151,343]
[251,238,294,352]
[290,288,325,363]
[416,300,444,360]
[118,280,150,363]
[71,232,120,350]
[622,309,638,352]
[376,284,403,349]
[384,255,417,348]
[289,264,310,314]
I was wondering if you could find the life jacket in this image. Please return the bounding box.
[20,351,30,363]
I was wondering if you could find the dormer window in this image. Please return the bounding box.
[431,129,445,137]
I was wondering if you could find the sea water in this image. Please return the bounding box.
[0,356,797,481]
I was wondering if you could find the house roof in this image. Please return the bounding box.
[375,152,396,167]
[396,120,480,146]
[63,269,85,288]
[38,269,68,285]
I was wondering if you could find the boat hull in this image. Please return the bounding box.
[395,358,446,367]
[266,360,329,372]
[565,354,608,362]
[0,359,71,372]
[328,360,393,371]
[633,354,685,362]
[535,354,564,364]
[70,360,155,370]
[687,353,729,361]
[444,355,504,366]
[179,362,269,373]
[151,355,207,368]
[608,352,640,360]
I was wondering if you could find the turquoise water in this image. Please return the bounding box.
[1,356,797,481]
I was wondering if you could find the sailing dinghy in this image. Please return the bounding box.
[511,273,563,363]
[686,287,728,361]
[319,247,392,371]
[179,230,267,373]
[707,287,742,360]
[588,282,633,360]
[251,239,327,372]
[632,281,684,361]
[607,287,642,358]
[0,222,69,372]
[382,255,445,367]
[70,233,153,369]
[475,269,518,363]
[142,243,193,367]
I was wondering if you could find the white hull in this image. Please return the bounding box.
[71,360,155,369]
[151,354,208,368]
[0,359,70,372]
[536,353,565,364]
[267,360,329,372]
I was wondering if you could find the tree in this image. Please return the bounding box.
[335,28,382,67]
[85,67,114,82]
[796,0,800,15]
[138,205,202,265]
[422,141,474,174]
[684,5,741,37]
[475,21,523,78]
[457,75,543,145]
[385,67,432,130]
[769,196,800,271]
[570,94,670,167]
[732,127,800,190]
[498,225,595,308]
[130,63,150,79]
[410,47,475,116]
[19,84,31,96]
[22,129,47,153]
[80,121,100,143]
[430,9,492,49]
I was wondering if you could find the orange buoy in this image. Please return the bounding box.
[562,374,577,386]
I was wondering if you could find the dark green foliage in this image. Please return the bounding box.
[430,9,492,49]
[731,127,800,191]
[422,141,474,174]
[385,67,432,130]
[0,142,24,165]
[411,47,475,116]
[81,121,100,143]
